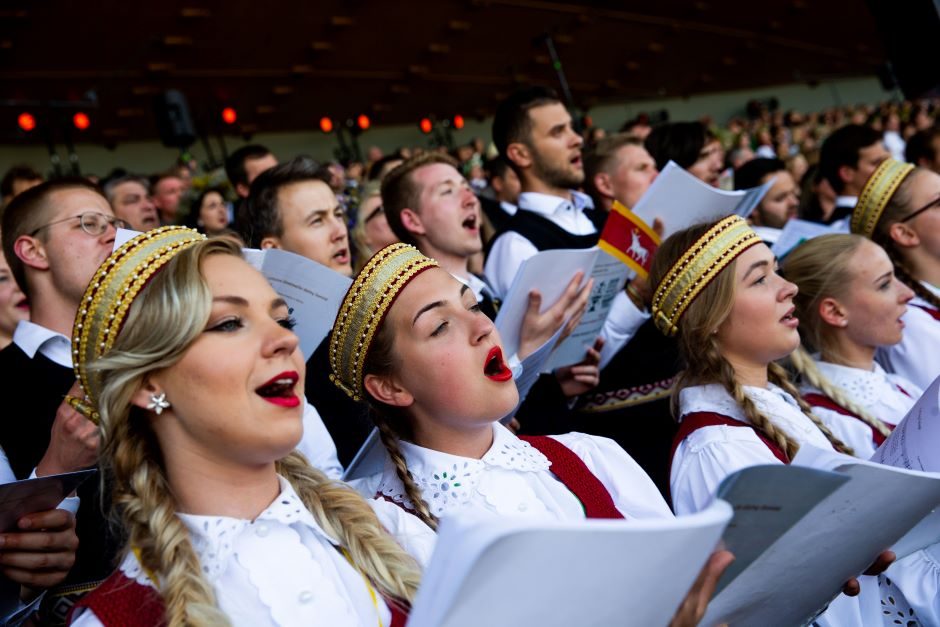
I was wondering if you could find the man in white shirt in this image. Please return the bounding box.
[0,178,118,622]
[238,159,360,469]
[484,86,648,368]
[818,124,890,226]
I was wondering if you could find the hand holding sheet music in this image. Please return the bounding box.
[407,500,732,627]
[702,447,940,625]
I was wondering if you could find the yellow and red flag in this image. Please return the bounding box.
[598,200,661,279]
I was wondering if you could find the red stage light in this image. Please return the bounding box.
[452,114,465,130]
[419,118,432,134]
[17,112,36,132]
[320,117,334,133]
[221,107,237,124]
[73,112,90,130]
[357,114,370,131]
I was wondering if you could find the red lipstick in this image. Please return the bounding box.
[255,371,301,407]
[483,346,513,382]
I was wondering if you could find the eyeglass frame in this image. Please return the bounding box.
[363,204,385,224]
[28,212,129,237]
[900,196,940,224]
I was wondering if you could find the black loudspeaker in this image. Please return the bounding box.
[153,90,196,148]
[865,0,940,99]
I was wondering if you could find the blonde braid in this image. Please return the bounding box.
[789,347,891,440]
[677,338,801,460]
[715,356,801,461]
[107,414,228,627]
[374,419,437,530]
[275,452,422,603]
[769,361,856,456]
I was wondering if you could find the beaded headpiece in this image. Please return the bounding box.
[329,243,438,401]
[651,215,760,336]
[70,227,206,422]
[851,158,915,238]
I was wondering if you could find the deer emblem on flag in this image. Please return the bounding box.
[627,229,649,266]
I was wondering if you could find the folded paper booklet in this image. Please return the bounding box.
[598,161,775,279]
[407,500,732,627]
[872,373,940,473]
[870,373,940,557]
[242,248,352,360]
[493,247,629,371]
[702,445,940,626]
[769,218,843,258]
[0,469,96,532]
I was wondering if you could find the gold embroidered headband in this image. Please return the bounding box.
[330,243,439,401]
[851,158,915,238]
[70,227,206,422]
[651,215,760,336]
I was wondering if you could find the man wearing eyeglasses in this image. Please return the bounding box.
[0,178,123,623]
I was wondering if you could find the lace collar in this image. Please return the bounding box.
[377,423,550,517]
[811,361,906,407]
[122,475,337,587]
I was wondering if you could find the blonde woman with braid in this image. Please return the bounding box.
[68,228,433,627]
[784,233,940,625]
[852,158,940,389]
[783,234,919,458]
[650,216,902,626]
[330,243,733,627]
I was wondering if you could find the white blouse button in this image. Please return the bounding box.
[298,589,314,604]
[517,503,528,512]
[255,523,269,537]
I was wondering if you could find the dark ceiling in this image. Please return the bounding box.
[0,0,887,146]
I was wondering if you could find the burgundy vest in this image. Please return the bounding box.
[802,393,895,447]
[670,411,790,469]
[72,568,409,626]
[912,303,940,321]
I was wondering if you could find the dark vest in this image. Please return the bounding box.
[478,195,514,236]
[0,343,120,621]
[489,206,606,254]
[305,337,375,467]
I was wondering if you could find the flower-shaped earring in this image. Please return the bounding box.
[147,392,171,415]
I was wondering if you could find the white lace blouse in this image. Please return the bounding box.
[671,383,836,516]
[800,360,922,458]
[670,383,931,627]
[70,476,436,627]
[351,422,673,523]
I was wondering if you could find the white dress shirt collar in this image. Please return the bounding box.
[517,190,595,217]
[12,320,73,368]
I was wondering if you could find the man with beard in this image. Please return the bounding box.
[483,88,678,494]
[484,87,647,369]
